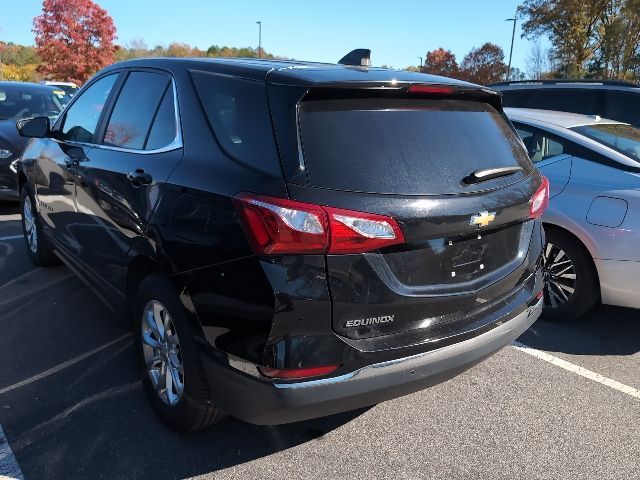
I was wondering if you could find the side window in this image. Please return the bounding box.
[145,87,177,150]
[529,89,598,115]
[604,91,640,127]
[190,70,281,176]
[61,74,118,143]
[514,125,565,162]
[104,71,170,150]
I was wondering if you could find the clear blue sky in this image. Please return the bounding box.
[2,0,538,72]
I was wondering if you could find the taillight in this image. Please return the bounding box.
[258,364,340,380]
[233,194,405,255]
[529,176,550,219]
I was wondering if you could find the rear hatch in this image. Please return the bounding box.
[278,85,540,340]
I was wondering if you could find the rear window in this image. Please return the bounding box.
[500,89,536,108]
[528,89,599,115]
[604,91,640,127]
[298,98,533,195]
[571,123,640,161]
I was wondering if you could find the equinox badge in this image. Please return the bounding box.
[470,211,496,228]
[345,315,395,328]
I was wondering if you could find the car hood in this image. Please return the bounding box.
[0,119,27,157]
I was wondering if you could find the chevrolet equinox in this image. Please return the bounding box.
[16,57,547,431]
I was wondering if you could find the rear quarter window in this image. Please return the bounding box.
[190,71,281,176]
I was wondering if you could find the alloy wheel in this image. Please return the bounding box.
[23,196,38,254]
[141,300,185,406]
[543,242,577,309]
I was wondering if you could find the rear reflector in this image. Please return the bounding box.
[529,176,550,219]
[408,85,456,95]
[234,194,405,255]
[258,364,339,380]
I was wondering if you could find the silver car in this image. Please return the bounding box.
[505,108,640,320]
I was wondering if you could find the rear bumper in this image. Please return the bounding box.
[201,297,542,425]
[595,258,640,309]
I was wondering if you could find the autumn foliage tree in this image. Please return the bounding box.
[33,0,117,85]
[422,48,459,77]
[458,43,508,84]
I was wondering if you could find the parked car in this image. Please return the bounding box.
[16,57,546,431]
[506,107,640,320]
[491,79,640,128]
[0,81,64,201]
[42,81,79,98]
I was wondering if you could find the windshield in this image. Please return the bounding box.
[571,123,640,161]
[0,86,64,120]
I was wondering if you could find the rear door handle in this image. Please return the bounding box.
[127,169,153,187]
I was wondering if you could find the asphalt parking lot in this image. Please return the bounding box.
[0,201,639,480]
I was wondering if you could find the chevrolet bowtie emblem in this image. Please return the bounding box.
[470,211,496,227]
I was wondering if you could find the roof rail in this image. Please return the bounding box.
[489,79,639,88]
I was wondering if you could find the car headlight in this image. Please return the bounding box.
[0,148,13,159]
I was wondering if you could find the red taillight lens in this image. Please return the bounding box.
[258,364,339,380]
[233,194,328,254]
[529,176,550,219]
[233,194,405,255]
[408,85,456,95]
[325,206,405,254]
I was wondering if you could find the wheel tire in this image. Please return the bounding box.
[133,273,226,432]
[20,185,59,266]
[542,228,599,321]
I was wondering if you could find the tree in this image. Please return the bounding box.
[526,40,552,79]
[518,0,606,77]
[459,43,508,84]
[33,0,117,84]
[422,48,459,77]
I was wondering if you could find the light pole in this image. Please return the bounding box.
[505,15,517,81]
[418,56,423,70]
[256,21,262,59]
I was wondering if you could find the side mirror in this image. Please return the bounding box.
[16,116,51,138]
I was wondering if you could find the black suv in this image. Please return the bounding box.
[16,58,546,431]
[490,79,640,127]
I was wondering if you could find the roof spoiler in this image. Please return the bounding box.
[338,49,371,67]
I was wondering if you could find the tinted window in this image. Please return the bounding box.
[572,123,640,161]
[529,89,598,115]
[191,71,280,175]
[603,91,640,127]
[145,88,177,150]
[299,98,533,195]
[0,85,63,120]
[104,72,169,150]
[514,124,566,162]
[62,74,118,143]
[500,89,536,108]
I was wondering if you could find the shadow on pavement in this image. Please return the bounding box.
[519,304,640,356]
[0,274,368,480]
[0,201,19,216]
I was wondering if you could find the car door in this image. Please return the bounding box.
[36,73,120,256]
[514,123,572,199]
[72,69,183,291]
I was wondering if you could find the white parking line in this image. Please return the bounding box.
[0,334,132,396]
[0,425,24,480]
[0,236,22,242]
[512,341,640,400]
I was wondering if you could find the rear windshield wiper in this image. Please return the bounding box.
[462,166,523,185]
